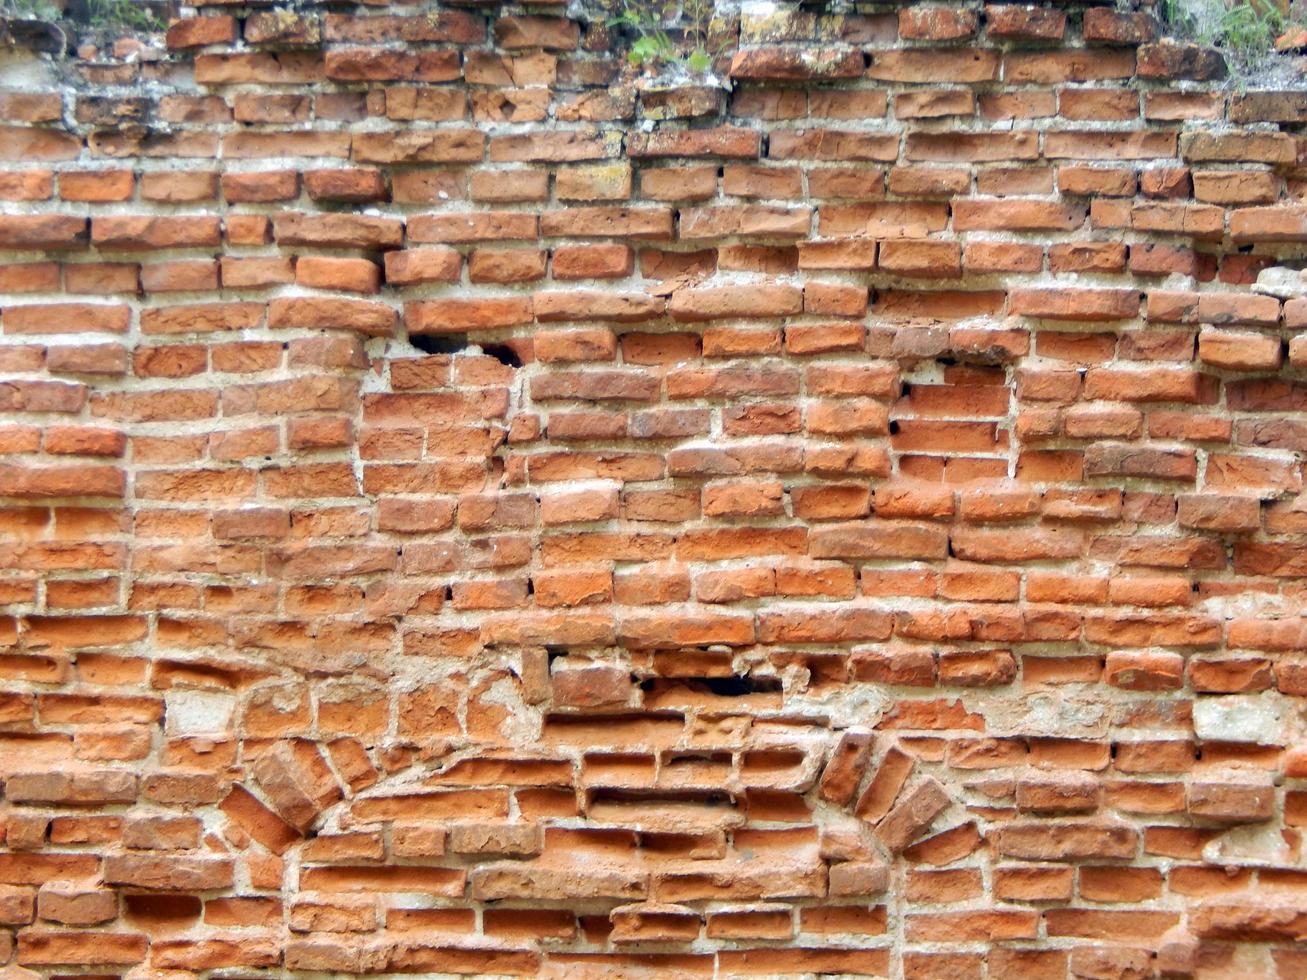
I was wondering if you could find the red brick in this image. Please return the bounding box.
[0,24,1303,972]
[987,4,1065,40]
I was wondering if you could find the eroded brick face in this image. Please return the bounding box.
[1,1,1307,976]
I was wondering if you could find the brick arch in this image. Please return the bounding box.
[218,680,979,977]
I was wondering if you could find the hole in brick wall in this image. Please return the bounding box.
[410,332,470,355]
[590,788,733,807]
[411,332,522,367]
[123,893,202,925]
[640,675,782,697]
[666,751,732,766]
[888,420,901,435]
[482,343,524,368]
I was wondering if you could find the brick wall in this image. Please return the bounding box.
[2,1,1307,976]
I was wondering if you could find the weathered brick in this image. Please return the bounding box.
[0,17,1303,972]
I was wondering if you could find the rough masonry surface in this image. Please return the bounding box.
[0,0,1306,976]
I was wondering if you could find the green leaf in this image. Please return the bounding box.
[630,35,661,64]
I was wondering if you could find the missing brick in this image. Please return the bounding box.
[409,332,470,355]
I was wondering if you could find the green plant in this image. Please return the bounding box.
[608,0,718,73]
[1223,1,1285,58]
[85,0,162,30]
[1,0,61,20]
[1160,0,1295,74]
